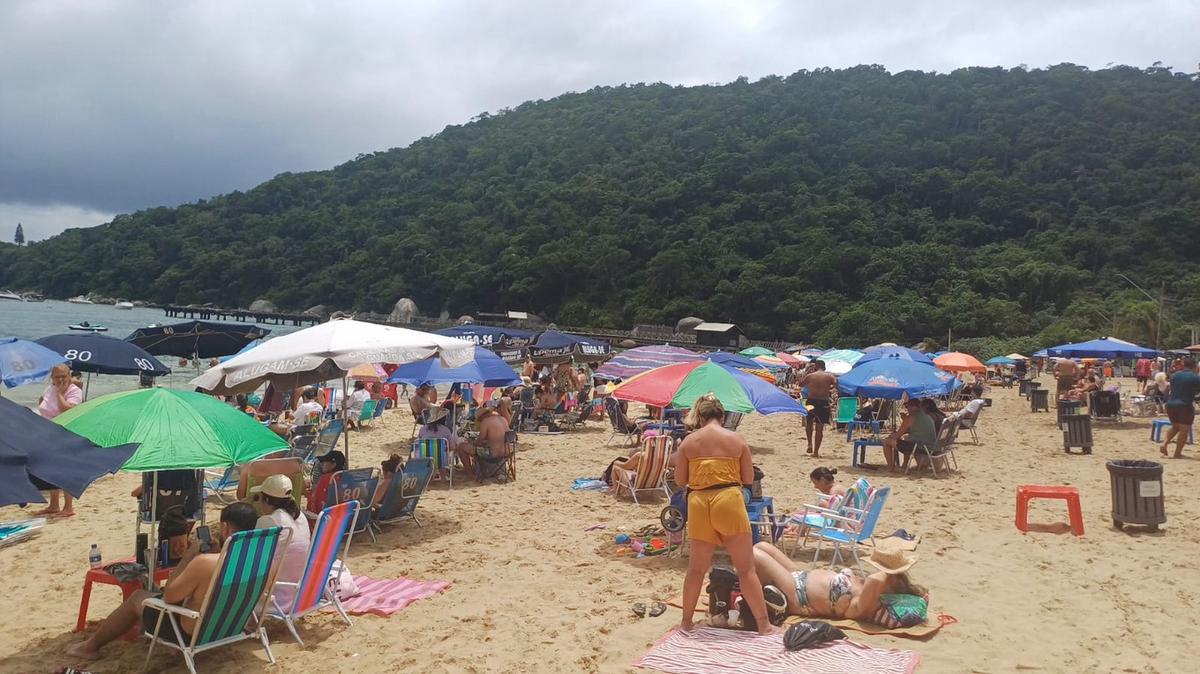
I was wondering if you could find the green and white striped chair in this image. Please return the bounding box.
[142,526,290,674]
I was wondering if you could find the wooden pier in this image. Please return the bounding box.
[162,305,320,326]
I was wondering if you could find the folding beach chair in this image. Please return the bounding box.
[834,397,858,427]
[808,486,890,572]
[474,430,518,483]
[203,466,240,504]
[604,396,639,446]
[371,396,387,421]
[238,457,306,513]
[329,468,379,545]
[267,501,358,646]
[611,434,674,504]
[561,402,593,429]
[1089,390,1122,423]
[721,411,745,431]
[781,477,873,555]
[957,404,984,444]
[372,458,435,530]
[905,418,960,476]
[411,437,455,487]
[356,399,377,427]
[142,527,289,674]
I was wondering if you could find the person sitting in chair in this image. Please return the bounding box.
[881,398,937,472]
[252,475,311,609]
[344,380,372,429]
[306,449,347,515]
[370,454,404,507]
[418,407,474,473]
[66,503,260,661]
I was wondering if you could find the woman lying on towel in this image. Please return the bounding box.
[711,541,927,630]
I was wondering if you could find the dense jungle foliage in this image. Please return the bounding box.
[2,64,1199,348]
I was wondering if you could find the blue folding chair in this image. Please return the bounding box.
[372,458,434,530]
[809,486,890,572]
[330,468,379,546]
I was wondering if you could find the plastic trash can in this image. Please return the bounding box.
[1106,460,1165,531]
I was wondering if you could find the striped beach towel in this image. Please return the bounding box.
[331,576,450,617]
[635,627,919,674]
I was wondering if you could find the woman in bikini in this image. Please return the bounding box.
[675,394,778,635]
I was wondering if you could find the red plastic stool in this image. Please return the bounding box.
[1016,485,1084,536]
[76,560,172,640]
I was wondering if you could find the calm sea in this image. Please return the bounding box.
[0,300,301,406]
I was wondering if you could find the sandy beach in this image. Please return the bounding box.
[2,373,1196,673]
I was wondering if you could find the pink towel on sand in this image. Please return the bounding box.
[635,627,920,674]
[333,576,450,616]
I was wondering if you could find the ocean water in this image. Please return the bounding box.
[0,300,301,406]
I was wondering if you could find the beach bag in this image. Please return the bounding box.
[331,560,360,600]
[871,593,928,628]
[783,621,846,650]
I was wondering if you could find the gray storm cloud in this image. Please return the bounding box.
[1,0,1195,240]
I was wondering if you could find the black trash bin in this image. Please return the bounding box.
[1106,460,1166,531]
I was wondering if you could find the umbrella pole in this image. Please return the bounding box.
[342,376,350,463]
[146,471,159,590]
[84,372,90,400]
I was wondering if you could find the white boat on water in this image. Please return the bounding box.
[0,289,23,301]
[115,301,134,310]
[67,295,94,304]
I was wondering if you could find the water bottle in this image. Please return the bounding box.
[88,543,102,569]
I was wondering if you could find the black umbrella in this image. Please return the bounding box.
[528,330,612,364]
[125,321,270,359]
[37,333,172,376]
[0,397,137,507]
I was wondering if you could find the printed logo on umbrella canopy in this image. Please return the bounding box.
[865,375,902,388]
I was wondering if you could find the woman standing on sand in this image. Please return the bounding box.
[35,363,83,518]
[674,394,777,634]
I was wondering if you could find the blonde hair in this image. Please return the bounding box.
[50,363,72,378]
[1154,372,1168,384]
[685,393,726,428]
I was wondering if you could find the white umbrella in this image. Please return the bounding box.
[1005,353,1029,360]
[825,360,853,375]
[191,318,474,394]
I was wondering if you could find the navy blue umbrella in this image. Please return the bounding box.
[387,346,521,387]
[0,397,137,506]
[126,321,270,359]
[0,337,67,389]
[37,333,172,376]
[434,325,535,348]
[705,351,764,370]
[528,331,612,364]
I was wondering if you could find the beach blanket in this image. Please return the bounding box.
[634,627,919,674]
[667,595,950,639]
[330,576,449,616]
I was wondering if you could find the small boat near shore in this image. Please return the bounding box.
[0,289,23,301]
[22,293,45,302]
[69,321,108,332]
[67,295,94,304]
[115,301,134,310]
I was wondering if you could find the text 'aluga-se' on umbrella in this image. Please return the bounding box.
[0,397,137,507]
[55,388,289,574]
[0,337,67,389]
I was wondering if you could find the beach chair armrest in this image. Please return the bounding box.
[816,512,862,525]
[142,596,200,621]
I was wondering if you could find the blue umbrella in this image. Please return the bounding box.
[705,351,765,370]
[387,346,521,387]
[837,355,961,399]
[0,338,67,388]
[1032,349,1048,358]
[126,321,270,359]
[0,397,137,506]
[857,346,934,366]
[528,331,611,363]
[36,333,171,376]
[434,325,535,348]
[985,356,1017,366]
[1045,337,1157,359]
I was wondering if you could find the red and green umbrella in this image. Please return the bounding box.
[611,361,805,415]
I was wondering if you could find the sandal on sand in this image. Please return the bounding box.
[649,602,667,617]
[889,528,916,541]
[632,603,647,617]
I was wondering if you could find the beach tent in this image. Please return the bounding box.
[857,346,934,366]
[126,321,270,359]
[386,346,521,387]
[837,355,961,399]
[1045,337,1157,359]
[37,333,171,377]
[933,352,986,374]
[594,345,702,381]
[528,331,612,364]
[0,338,67,388]
[611,361,806,415]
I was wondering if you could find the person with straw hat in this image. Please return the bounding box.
[746,539,925,622]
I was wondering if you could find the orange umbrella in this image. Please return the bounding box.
[933,352,986,374]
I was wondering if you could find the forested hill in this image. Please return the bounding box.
[3,64,1199,347]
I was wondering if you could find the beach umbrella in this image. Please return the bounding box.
[528,331,612,364]
[857,345,934,366]
[386,346,521,387]
[1045,337,1158,359]
[594,345,703,381]
[1032,349,1048,358]
[55,388,287,471]
[837,355,961,399]
[347,362,389,382]
[611,361,806,415]
[0,397,137,506]
[0,338,67,388]
[36,333,171,377]
[1005,353,1029,361]
[798,348,826,358]
[704,351,775,382]
[984,356,1017,366]
[738,346,776,358]
[434,325,535,349]
[126,321,271,359]
[1185,344,1200,353]
[824,360,853,375]
[190,318,474,395]
[819,349,864,366]
[933,352,986,374]
[218,339,262,363]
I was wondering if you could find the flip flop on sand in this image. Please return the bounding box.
[632,602,667,618]
[632,602,647,617]
[890,528,916,541]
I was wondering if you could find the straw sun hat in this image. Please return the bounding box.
[866,539,919,574]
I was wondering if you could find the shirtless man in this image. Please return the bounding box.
[66,503,260,661]
[1054,358,1080,402]
[799,360,837,457]
[474,407,512,458]
[409,383,433,420]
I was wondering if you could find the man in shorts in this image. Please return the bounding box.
[1054,358,1080,404]
[66,503,260,661]
[800,360,837,458]
[1161,356,1199,459]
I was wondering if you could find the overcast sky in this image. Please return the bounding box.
[2,0,1195,241]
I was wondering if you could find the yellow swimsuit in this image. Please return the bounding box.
[686,457,750,544]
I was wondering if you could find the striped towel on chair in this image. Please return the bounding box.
[635,627,920,674]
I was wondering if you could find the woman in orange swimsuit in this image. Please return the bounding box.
[675,394,777,634]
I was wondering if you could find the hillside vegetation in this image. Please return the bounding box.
[3,64,1199,347]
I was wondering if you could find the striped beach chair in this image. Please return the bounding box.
[611,434,675,504]
[142,527,289,674]
[267,501,359,646]
[372,458,434,530]
[411,437,455,487]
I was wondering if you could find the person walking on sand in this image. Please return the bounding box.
[1161,356,1199,459]
[1054,357,1079,403]
[675,394,778,635]
[799,360,836,457]
[35,363,83,518]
